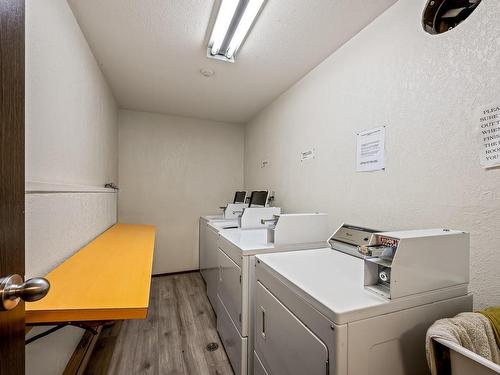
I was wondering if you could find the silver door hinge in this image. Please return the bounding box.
[239,275,242,284]
[239,313,242,323]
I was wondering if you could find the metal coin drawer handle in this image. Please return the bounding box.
[261,216,279,225]
[0,274,50,311]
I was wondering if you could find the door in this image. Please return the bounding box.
[217,296,248,375]
[199,218,207,281]
[253,352,269,375]
[254,281,329,375]
[205,225,220,312]
[0,1,25,374]
[218,248,242,335]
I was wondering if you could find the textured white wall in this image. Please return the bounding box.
[26,0,118,185]
[25,0,118,374]
[118,110,244,274]
[25,193,117,279]
[244,0,500,309]
[25,193,117,375]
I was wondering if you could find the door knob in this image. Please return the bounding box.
[0,274,50,311]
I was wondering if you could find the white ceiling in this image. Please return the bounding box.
[68,0,397,124]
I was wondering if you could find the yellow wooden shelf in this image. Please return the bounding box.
[26,223,156,324]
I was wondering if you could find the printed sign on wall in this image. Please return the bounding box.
[356,126,386,172]
[478,104,500,168]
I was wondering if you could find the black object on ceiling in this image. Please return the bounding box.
[422,0,482,35]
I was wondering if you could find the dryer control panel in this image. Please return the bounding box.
[328,224,470,300]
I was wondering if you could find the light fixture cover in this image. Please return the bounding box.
[208,0,265,62]
[209,0,239,56]
[225,0,264,59]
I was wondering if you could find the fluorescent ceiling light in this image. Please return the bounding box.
[209,0,239,56]
[208,0,265,62]
[225,0,264,59]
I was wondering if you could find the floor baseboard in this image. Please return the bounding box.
[152,269,199,277]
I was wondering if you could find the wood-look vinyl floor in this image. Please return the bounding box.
[84,273,234,375]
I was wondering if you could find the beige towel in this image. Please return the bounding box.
[426,312,500,375]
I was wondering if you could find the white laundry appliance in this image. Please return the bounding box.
[203,190,250,222]
[199,190,267,283]
[216,213,330,375]
[253,224,473,375]
[201,206,282,313]
[200,219,240,281]
[204,190,271,223]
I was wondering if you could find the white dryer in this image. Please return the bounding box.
[216,213,330,375]
[199,190,269,283]
[202,219,241,309]
[201,207,282,314]
[253,224,473,375]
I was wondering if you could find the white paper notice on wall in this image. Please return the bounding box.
[478,104,500,168]
[356,126,385,172]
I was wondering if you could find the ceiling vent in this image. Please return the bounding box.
[422,0,482,34]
